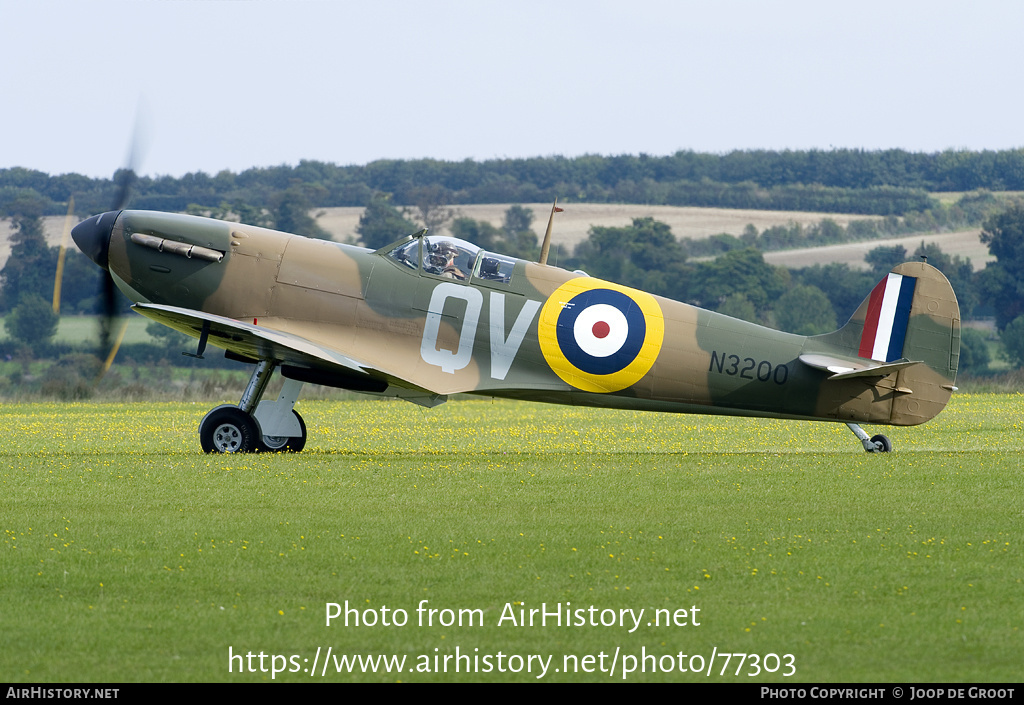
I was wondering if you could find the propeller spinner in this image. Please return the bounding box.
[71,210,120,270]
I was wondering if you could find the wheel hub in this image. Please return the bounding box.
[212,423,244,452]
[262,435,289,450]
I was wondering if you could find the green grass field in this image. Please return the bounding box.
[0,315,157,346]
[1,395,1021,682]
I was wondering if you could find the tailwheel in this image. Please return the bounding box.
[869,434,892,453]
[200,405,260,454]
[846,422,894,453]
[257,410,307,453]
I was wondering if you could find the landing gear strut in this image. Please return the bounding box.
[846,422,892,453]
[199,360,307,453]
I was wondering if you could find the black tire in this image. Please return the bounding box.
[869,434,893,453]
[257,410,307,453]
[199,405,260,454]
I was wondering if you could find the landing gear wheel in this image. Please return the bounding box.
[200,405,260,454]
[257,410,307,453]
[869,434,892,453]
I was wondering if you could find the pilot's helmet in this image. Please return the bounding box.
[427,239,460,267]
[430,239,459,257]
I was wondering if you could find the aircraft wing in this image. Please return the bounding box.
[132,303,447,406]
[134,303,372,371]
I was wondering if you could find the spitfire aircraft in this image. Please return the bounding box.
[71,206,960,454]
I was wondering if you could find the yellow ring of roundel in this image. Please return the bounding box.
[538,277,664,393]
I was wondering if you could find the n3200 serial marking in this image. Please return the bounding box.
[709,351,789,384]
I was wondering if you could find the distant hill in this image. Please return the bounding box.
[762,229,991,271]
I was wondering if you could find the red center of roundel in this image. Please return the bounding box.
[592,320,611,339]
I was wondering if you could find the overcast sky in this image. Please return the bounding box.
[3,0,1023,179]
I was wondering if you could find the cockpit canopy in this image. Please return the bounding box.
[387,234,516,285]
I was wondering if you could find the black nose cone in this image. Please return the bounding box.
[71,211,120,270]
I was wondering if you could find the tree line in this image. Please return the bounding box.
[6,147,1024,224]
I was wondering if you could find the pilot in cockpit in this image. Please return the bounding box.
[425,239,467,280]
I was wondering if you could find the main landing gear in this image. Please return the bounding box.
[845,422,892,453]
[199,360,307,453]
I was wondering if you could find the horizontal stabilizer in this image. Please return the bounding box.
[798,353,921,380]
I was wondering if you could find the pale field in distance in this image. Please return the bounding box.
[762,229,993,272]
[0,216,77,269]
[314,203,876,250]
[317,203,992,270]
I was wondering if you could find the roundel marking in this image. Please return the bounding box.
[573,303,629,359]
[539,278,664,393]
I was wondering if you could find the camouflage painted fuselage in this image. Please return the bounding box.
[106,211,959,427]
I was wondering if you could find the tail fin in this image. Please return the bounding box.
[802,261,960,426]
[857,270,920,362]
